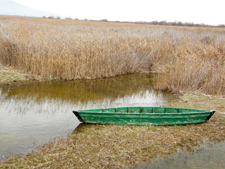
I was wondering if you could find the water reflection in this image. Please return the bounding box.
[0,74,168,161]
[130,141,225,169]
[2,74,153,101]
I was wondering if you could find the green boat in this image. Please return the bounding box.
[73,107,215,126]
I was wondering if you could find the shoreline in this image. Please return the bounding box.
[0,64,60,87]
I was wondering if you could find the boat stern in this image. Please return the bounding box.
[73,111,85,123]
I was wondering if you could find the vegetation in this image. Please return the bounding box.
[0,16,225,95]
[0,63,57,85]
[133,20,225,27]
[44,15,225,27]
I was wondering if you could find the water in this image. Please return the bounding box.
[0,74,169,161]
[130,141,225,169]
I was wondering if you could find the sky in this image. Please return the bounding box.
[11,0,225,25]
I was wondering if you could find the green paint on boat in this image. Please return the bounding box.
[73,107,215,126]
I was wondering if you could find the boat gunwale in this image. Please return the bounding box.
[72,107,215,126]
[77,112,214,117]
[77,107,214,114]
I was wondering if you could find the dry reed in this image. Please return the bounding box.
[0,16,225,95]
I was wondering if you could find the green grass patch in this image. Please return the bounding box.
[0,65,58,86]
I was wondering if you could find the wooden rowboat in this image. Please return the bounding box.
[73,107,215,126]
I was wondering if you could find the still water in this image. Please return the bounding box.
[130,141,225,169]
[0,74,169,161]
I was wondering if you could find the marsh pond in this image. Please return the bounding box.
[0,74,168,161]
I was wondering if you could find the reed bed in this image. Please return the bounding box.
[0,16,225,95]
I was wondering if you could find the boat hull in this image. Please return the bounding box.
[73,107,215,126]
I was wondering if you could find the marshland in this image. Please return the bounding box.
[0,15,225,168]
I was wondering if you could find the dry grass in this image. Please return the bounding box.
[0,16,156,80]
[0,16,225,95]
[155,36,225,95]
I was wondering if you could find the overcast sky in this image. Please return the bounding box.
[11,0,225,25]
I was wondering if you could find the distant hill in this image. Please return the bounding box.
[0,0,56,17]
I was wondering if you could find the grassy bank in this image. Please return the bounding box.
[0,64,57,86]
[1,94,225,168]
[0,16,225,95]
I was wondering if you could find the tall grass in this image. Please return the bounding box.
[0,16,225,95]
[156,33,225,95]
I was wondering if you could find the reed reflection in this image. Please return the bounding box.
[1,74,167,107]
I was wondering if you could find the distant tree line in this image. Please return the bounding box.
[42,16,225,28]
[133,20,225,27]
